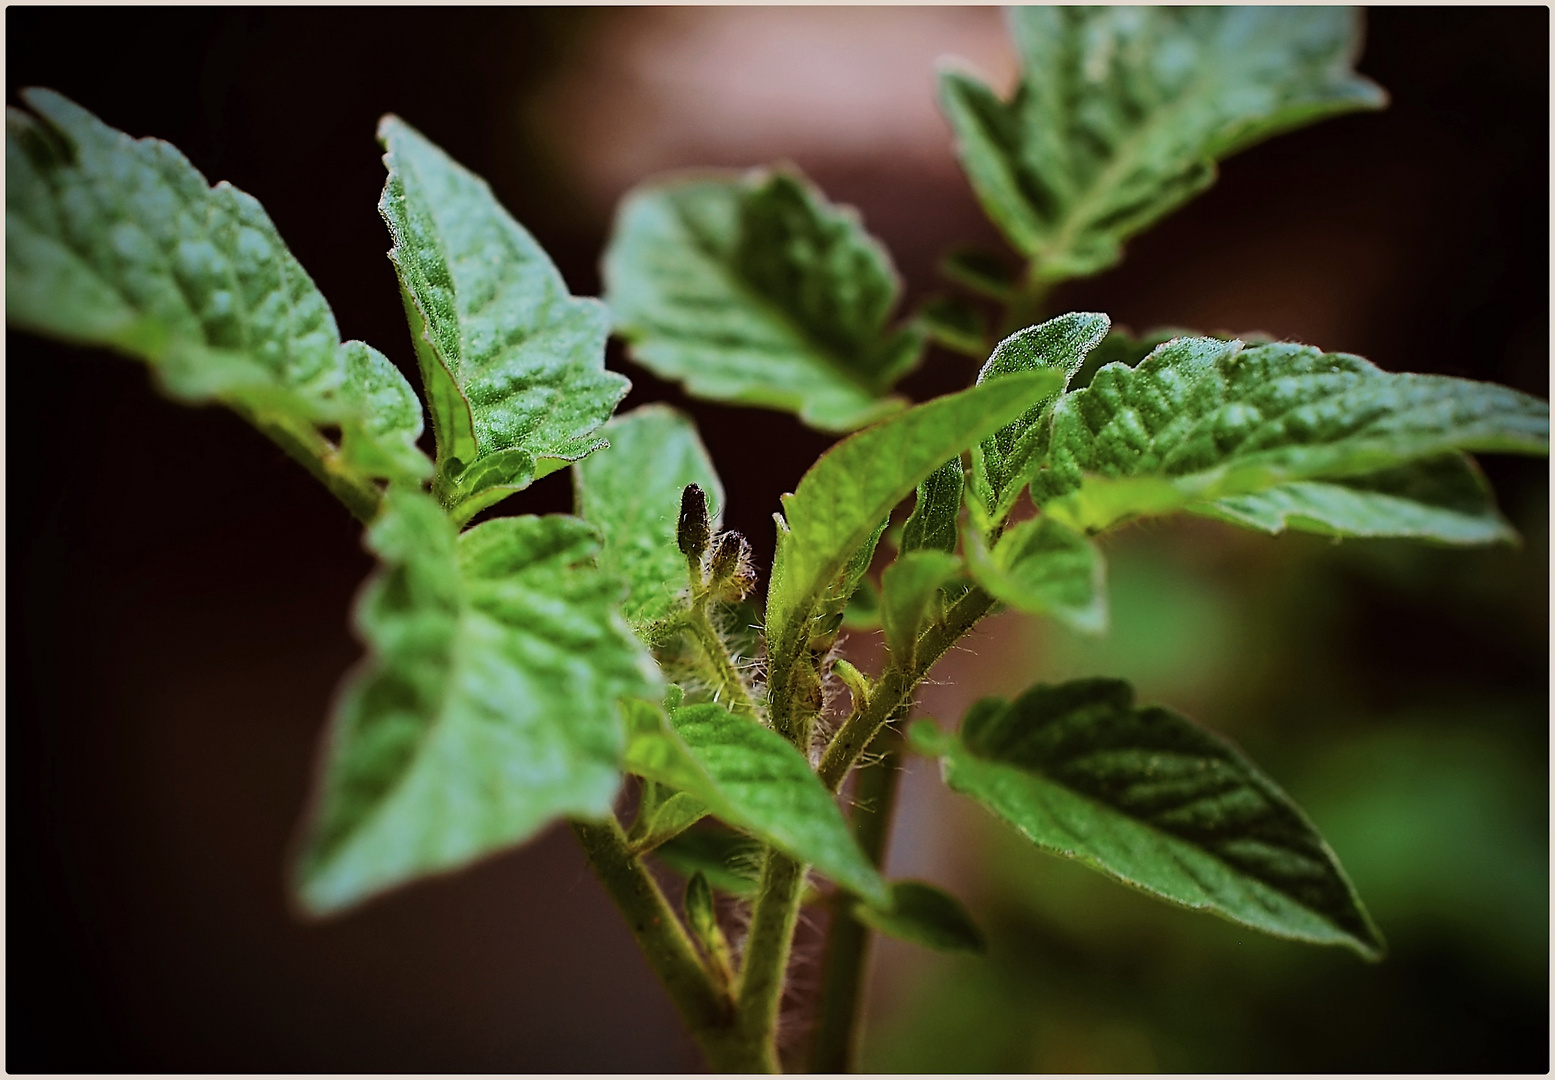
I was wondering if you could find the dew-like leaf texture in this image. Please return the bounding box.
[913,679,1385,959]
[622,700,890,906]
[965,516,1106,635]
[971,313,1111,524]
[574,405,725,630]
[764,371,1065,690]
[880,550,961,666]
[6,89,431,499]
[603,168,924,432]
[853,880,987,955]
[1029,337,1549,534]
[940,7,1385,281]
[295,491,658,914]
[378,116,628,522]
[1194,454,1517,545]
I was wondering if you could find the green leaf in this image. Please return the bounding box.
[916,295,988,357]
[573,404,725,630]
[965,516,1106,635]
[628,784,711,854]
[970,313,1112,526]
[912,679,1385,959]
[853,880,987,955]
[654,827,765,898]
[764,371,1066,706]
[603,167,924,432]
[622,701,890,906]
[1194,454,1518,545]
[880,550,962,667]
[939,246,1019,301]
[295,491,658,914]
[941,7,1386,281]
[377,116,628,523]
[6,88,431,514]
[1030,336,1550,534]
[901,458,966,556]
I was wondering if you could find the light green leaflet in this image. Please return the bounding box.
[573,405,725,630]
[622,700,890,907]
[964,516,1106,636]
[912,678,1385,959]
[603,168,924,432]
[853,881,987,955]
[1027,336,1549,534]
[941,7,1386,281]
[970,312,1111,524]
[378,117,629,524]
[764,372,1066,717]
[6,89,430,518]
[880,550,961,669]
[296,491,658,914]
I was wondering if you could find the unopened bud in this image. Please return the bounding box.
[677,484,711,562]
[708,531,755,601]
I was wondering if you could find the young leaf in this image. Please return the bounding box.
[6,89,431,517]
[654,828,765,898]
[628,784,711,854]
[764,371,1066,725]
[1030,337,1550,533]
[916,295,988,357]
[940,8,1386,281]
[852,881,987,955]
[622,701,891,907]
[378,116,629,523]
[573,405,725,630]
[912,679,1385,959]
[900,458,965,555]
[880,550,961,668]
[964,516,1107,636]
[1194,454,1517,545]
[603,168,924,432]
[969,313,1111,525]
[295,491,658,915]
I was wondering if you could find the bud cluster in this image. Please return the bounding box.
[678,483,755,603]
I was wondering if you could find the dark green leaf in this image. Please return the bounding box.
[603,168,923,431]
[939,246,1019,300]
[940,8,1385,281]
[917,295,988,357]
[378,116,628,523]
[6,89,431,516]
[1031,337,1549,533]
[573,405,724,630]
[912,679,1385,959]
[970,313,1111,525]
[764,371,1066,702]
[622,700,890,906]
[965,516,1106,635]
[880,550,962,667]
[654,827,765,898]
[853,880,987,954]
[901,458,966,555]
[295,491,658,914]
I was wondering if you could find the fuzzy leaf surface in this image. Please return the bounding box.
[603,168,923,432]
[901,458,966,555]
[378,116,627,522]
[573,405,725,630]
[940,7,1385,281]
[623,701,890,905]
[880,550,961,666]
[6,89,431,508]
[971,313,1111,524]
[965,516,1106,635]
[1030,337,1549,533]
[764,371,1065,693]
[913,679,1385,958]
[853,881,987,955]
[296,492,657,914]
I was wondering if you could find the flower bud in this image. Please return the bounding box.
[677,484,711,562]
[707,531,755,601]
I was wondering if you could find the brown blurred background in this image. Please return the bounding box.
[8,7,1547,1072]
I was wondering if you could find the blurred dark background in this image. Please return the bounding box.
[8,7,1547,1072]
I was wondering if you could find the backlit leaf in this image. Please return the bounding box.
[295,491,657,914]
[603,168,923,432]
[913,678,1385,958]
[378,116,628,523]
[940,7,1385,281]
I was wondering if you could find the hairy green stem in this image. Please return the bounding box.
[570,817,761,1072]
[818,587,996,791]
[809,733,903,1071]
[243,409,382,524]
[686,605,757,717]
[735,849,808,1072]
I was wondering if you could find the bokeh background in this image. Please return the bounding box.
[8,7,1547,1072]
